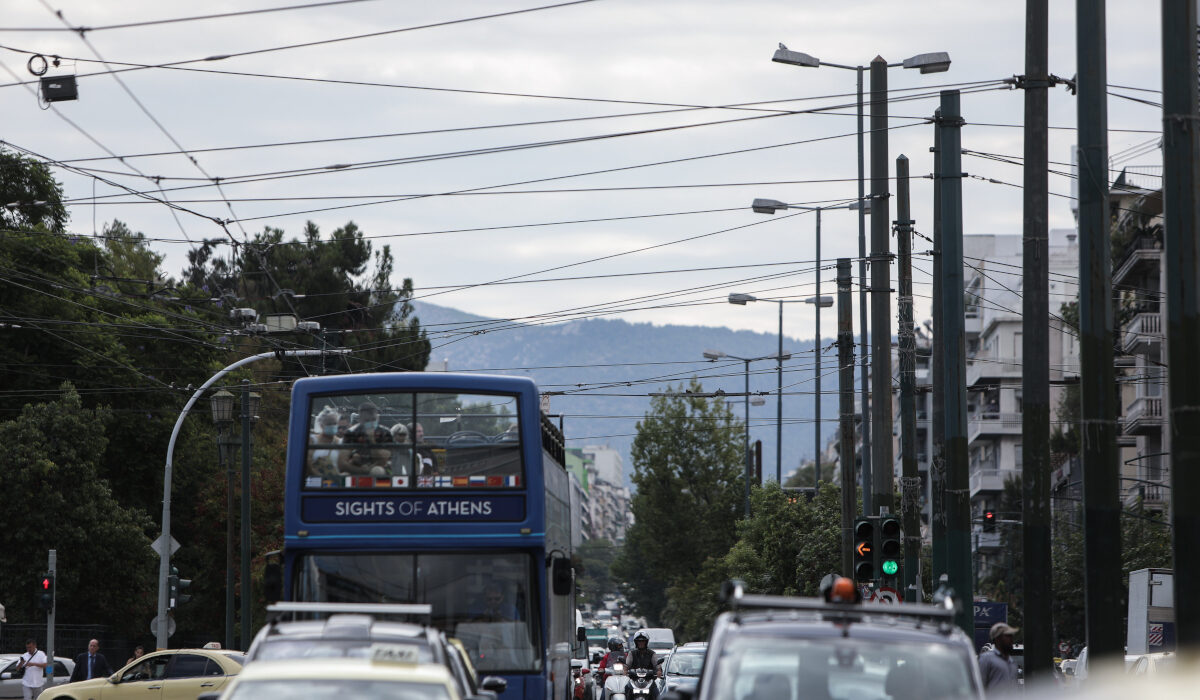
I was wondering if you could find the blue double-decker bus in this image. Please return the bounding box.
[281,372,576,700]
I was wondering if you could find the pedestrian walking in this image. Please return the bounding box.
[16,639,47,700]
[70,639,113,683]
[978,622,1020,694]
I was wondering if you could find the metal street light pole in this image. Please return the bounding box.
[771,45,950,514]
[209,390,236,652]
[156,348,346,650]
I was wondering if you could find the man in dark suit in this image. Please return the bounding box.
[69,639,113,683]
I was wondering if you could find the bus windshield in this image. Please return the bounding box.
[294,551,542,673]
[304,391,522,489]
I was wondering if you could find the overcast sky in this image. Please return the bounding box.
[1,0,1168,350]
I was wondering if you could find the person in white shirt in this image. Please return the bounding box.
[17,639,47,700]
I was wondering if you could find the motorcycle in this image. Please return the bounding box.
[602,663,628,700]
[627,667,656,699]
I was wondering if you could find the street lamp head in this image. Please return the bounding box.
[703,350,727,360]
[848,199,871,214]
[902,51,951,74]
[248,392,263,423]
[772,43,820,68]
[750,396,767,407]
[210,389,235,425]
[773,352,793,361]
[751,198,789,214]
[804,295,835,308]
[728,292,757,305]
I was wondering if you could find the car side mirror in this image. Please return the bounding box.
[263,550,283,603]
[551,557,573,596]
[480,676,508,693]
[0,673,11,681]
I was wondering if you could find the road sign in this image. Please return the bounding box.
[151,535,181,558]
[875,587,900,604]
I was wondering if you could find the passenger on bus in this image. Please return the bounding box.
[307,406,343,478]
[468,582,521,622]
[410,421,438,475]
[338,401,392,476]
[388,423,414,475]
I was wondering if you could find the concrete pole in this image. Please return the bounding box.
[1021,0,1054,679]
[938,90,973,636]
[1161,0,1200,662]
[743,360,752,517]
[240,382,254,649]
[1076,0,1123,662]
[869,56,895,514]
[815,208,823,485]
[857,65,874,518]
[896,155,921,602]
[777,301,784,483]
[930,108,948,580]
[46,550,56,680]
[838,258,857,578]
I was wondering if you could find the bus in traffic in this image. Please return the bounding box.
[279,372,576,700]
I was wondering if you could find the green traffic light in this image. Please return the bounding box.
[881,559,899,576]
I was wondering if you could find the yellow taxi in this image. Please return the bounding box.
[199,647,475,700]
[39,647,245,700]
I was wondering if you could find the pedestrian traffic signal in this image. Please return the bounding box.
[983,510,996,532]
[37,572,54,611]
[878,516,902,584]
[853,517,875,582]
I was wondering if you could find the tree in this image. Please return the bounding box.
[612,381,744,626]
[577,539,620,605]
[1,146,68,233]
[0,383,156,638]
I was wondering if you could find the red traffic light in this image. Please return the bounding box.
[41,577,51,590]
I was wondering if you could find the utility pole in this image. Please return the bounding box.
[857,66,874,520]
[1021,0,1053,679]
[931,108,947,581]
[240,381,254,648]
[1076,0,1123,662]
[46,550,56,676]
[1161,0,1200,662]
[895,155,920,602]
[938,89,973,636]
[814,208,823,485]
[869,55,894,514]
[837,258,857,578]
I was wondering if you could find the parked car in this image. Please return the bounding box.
[0,655,74,697]
[38,647,244,700]
[660,643,706,696]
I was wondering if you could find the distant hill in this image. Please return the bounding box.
[409,301,843,490]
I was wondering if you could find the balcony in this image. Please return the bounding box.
[1122,311,1163,355]
[1113,234,1163,286]
[969,467,1009,496]
[966,356,1023,387]
[965,310,981,336]
[1124,396,1164,435]
[969,411,1023,443]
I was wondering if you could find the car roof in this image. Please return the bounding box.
[251,614,434,650]
[720,611,973,647]
[233,657,455,685]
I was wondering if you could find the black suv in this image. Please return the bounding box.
[663,579,983,700]
[245,602,506,699]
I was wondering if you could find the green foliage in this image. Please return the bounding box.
[0,383,156,638]
[612,381,744,627]
[0,146,68,233]
[577,539,620,605]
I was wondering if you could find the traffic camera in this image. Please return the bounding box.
[853,517,875,582]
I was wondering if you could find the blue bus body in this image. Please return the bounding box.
[283,373,574,700]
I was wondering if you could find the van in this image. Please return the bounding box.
[633,628,676,653]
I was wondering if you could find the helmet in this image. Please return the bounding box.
[608,637,625,651]
[633,632,649,644]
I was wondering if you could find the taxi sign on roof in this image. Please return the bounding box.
[370,643,420,665]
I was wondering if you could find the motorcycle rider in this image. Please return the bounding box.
[625,632,659,700]
[597,637,626,684]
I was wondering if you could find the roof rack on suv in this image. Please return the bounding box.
[720,578,957,633]
[266,602,433,621]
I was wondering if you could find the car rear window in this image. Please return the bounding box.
[229,679,450,700]
[253,640,434,664]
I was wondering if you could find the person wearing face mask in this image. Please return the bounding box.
[307,406,343,478]
[338,401,392,476]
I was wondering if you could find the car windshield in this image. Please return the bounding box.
[667,651,704,676]
[227,679,450,700]
[710,635,977,700]
[295,551,541,673]
[253,640,434,663]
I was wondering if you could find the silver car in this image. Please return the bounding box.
[0,655,75,698]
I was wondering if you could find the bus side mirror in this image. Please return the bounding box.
[263,550,283,603]
[578,626,588,642]
[552,557,573,596]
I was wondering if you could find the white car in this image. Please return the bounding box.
[0,655,74,698]
[199,654,481,700]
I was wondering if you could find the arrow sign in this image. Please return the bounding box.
[856,542,872,556]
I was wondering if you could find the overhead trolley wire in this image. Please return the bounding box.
[3,0,386,32]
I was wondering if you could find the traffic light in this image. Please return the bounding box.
[37,572,54,611]
[983,510,996,532]
[168,566,193,608]
[878,516,902,586]
[853,517,875,582]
